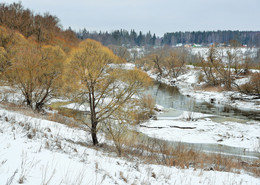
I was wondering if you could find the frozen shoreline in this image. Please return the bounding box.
[148,68,260,112]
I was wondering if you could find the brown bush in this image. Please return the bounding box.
[132,95,156,124]
[240,72,260,94]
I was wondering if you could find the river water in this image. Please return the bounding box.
[144,82,260,160]
[146,82,260,122]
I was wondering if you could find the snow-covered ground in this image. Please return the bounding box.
[191,47,258,60]
[109,63,136,70]
[0,86,24,104]
[62,103,90,112]
[0,108,259,185]
[138,111,260,152]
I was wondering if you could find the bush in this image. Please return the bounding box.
[240,72,260,94]
[132,95,156,124]
[197,72,204,83]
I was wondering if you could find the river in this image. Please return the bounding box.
[146,82,260,122]
[144,82,260,160]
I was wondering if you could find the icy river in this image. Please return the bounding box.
[146,82,260,121]
[142,82,260,160]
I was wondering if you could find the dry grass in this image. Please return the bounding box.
[131,95,156,124]
[194,85,225,92]
[0,102,42,118]
[115,132,260,178]
[119,171,128,183]
[0,102,81,129]
[47,112,80,128]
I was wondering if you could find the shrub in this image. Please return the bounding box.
[197,72,204,83]
[132,95,156,124]
[240,72,260,95]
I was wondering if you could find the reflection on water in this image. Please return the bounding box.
[145,82,193,110]
[145,82,260,121]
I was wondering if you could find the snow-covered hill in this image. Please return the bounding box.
[0,108,259,185]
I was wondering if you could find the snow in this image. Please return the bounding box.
[61,103,90,112]
[0,108,259,185]
[234,77,250,86]
[139,112,260,152]
[191,47,258,60]
[109,63,135,70]
[0,86,24,104]
[177,73,260,112]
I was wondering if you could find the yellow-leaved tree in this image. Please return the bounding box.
[66,39,151,145]
[4,41,65,110]
[0,26,28,76]
[0,47,8,78]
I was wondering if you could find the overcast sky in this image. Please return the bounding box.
[2,0,260,36]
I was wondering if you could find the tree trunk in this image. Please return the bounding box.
[26,98,32,108]
[91,122,98,145]
[89,85,99,145]
[35,102,44,112]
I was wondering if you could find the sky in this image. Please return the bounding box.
[2,0,260,36]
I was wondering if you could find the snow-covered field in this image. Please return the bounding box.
[0,108,259,185]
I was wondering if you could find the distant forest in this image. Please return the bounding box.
[77,29,260,47]
[162,31,260,47]
[76,29,157,47]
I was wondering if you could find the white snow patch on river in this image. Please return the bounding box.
[139,115,260,152]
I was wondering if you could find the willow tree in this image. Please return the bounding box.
[0,47,8,77]
[66,39,151,145]
[5,41,65,110]
[0,26,28,71]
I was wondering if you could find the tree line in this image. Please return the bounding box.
[77,29,158,47]
[77,30,260,47]
[162,31,260,47]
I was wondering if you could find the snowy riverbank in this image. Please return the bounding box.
[148,67,260,112]
[143,67,260,154]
